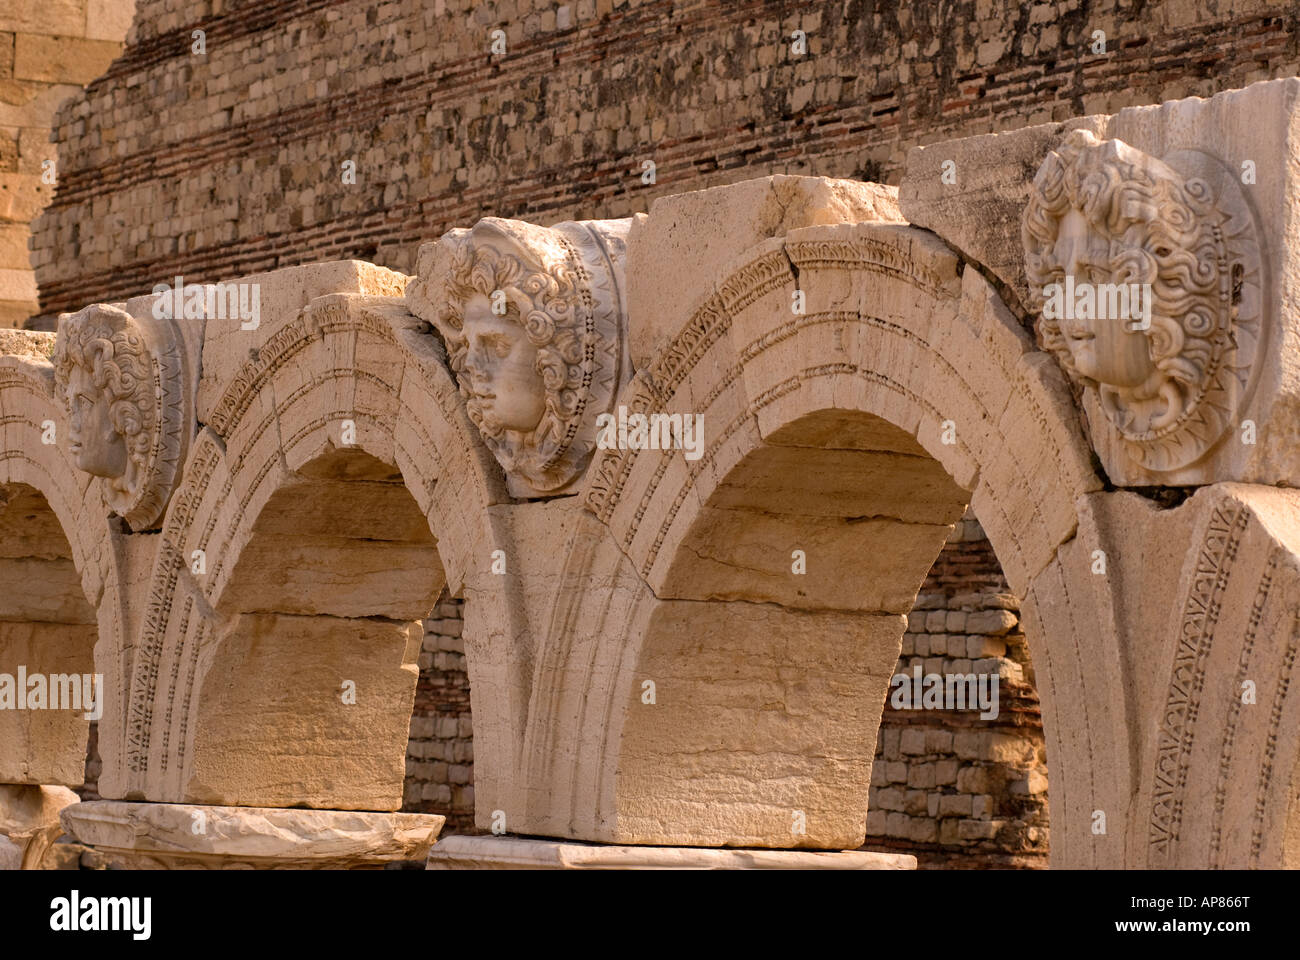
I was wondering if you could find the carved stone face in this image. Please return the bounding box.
[409,216,631,497]
[460,294,547,435]
[67,363,129,478]
[1050,208,1155,390]
[1023,129,1260,474]
[52,302,188,531]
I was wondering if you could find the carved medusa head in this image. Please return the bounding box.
[52,304,156,493]
[422,217,626,496]
[1022,129,1249,472]
[405,215,629,496]
[50,302,186,531]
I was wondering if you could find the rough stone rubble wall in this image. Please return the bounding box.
[0,1,134,328]
[403,594,476,835]
[30,0,1300,317]
[868,514,1048,869]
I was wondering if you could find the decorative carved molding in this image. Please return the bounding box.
[125,298,500,792]
[406,217,631,499]
[583,233,1031,549]
[1148,501,1246,863]
[51,304,187,532]
[1023,129,1264,475]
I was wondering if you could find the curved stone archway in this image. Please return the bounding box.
[0,333,119,786]
[0,332,122,867]
[105,285,527,818]
[513,221,1133,866]
[0,482,99,783]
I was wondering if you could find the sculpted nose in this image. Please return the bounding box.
[463,344,484,377]
[1055,234,1083,278]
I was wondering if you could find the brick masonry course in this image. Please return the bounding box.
[29,0,1300,318]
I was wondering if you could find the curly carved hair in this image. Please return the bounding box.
[1023,129,1231,436]
[51,304,155,492]
[435,219,587,473]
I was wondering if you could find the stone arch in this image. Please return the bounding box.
[0,334,119,788]
[107,293,524,815]
[526,222,1131,866]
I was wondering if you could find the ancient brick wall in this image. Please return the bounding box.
[402,593,476,834]
[29,0,1300,318]
[0,1,134,328]
[866,515,1049,869]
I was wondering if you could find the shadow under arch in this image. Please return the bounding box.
[185,445,443,809]
[0,335,119,792]
[619,407,970,847]
[0,482,99,785]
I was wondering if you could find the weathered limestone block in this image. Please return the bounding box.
[0,784,79,869]
[195,260,410,426]
[406,216,632,498]
[466,496,630,837]
[626,175,903,368]
[615,599,903,848]
[654,443,960,612]
[0,621,96,785]
[1024,482,1300,868]
[903,78,1300,487]
[0,556,90,621]
[183,613,422,810]
[0,328,54,359]
[214,462,441,621]
[61,801,444,869]
[426,835,915,870]
[900,116,1106,315]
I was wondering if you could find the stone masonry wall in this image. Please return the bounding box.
[866,513,1049,869]
[402,592,476,835]
[29,0,1300,318]
[0,1,134,327]
[70,528,1040,862]
[71,518,1041,862]
[81,590,480,832]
